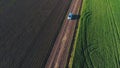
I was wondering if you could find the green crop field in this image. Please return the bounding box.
[70,0,120,68]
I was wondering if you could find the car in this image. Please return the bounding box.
[67,12,80,20]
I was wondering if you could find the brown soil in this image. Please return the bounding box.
[0,0,71,68]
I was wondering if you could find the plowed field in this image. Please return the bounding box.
[0,0,71,68]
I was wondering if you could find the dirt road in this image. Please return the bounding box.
[0,0,71,68]
[45,0,83,68]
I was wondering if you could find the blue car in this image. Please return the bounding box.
[67,13,80,20]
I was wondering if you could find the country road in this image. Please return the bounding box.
[45,0,83,68]
[0,0,71,68]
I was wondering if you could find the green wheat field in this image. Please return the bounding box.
[70,0,120,68]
